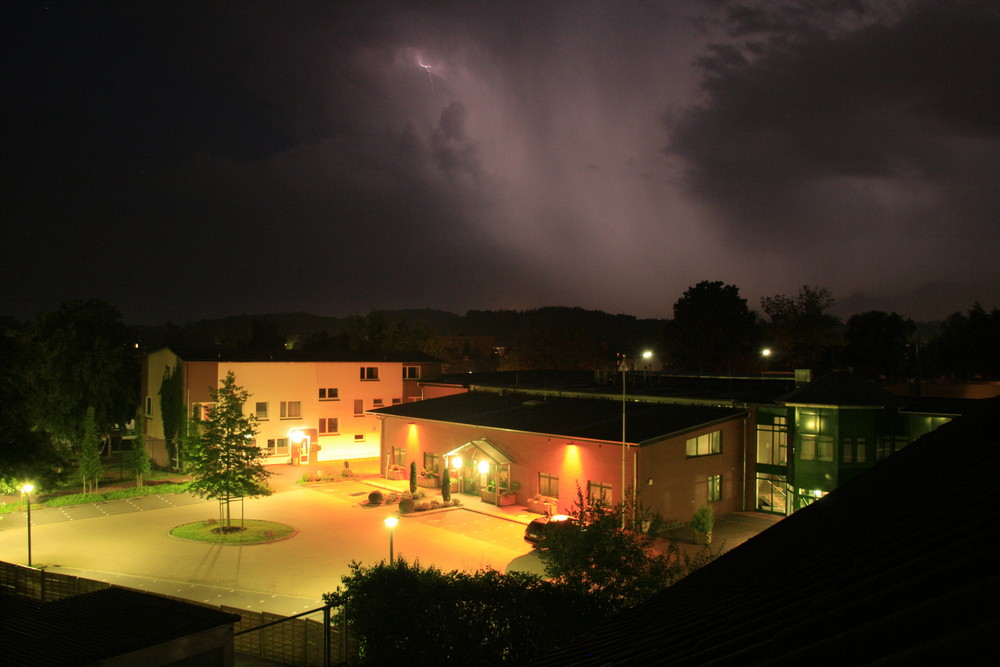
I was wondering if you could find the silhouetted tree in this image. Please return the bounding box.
[666,281,758,373]
[760,286,841,372]
[845,311,916,379]
[928,303,1000,379]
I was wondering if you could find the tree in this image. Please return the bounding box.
[845,311,916,379]
[187,372,272,528]
[28,300,138,451]
[928,304,1000,379]
[667,281,758,373]
[126,408,152,487]
[542,487,716,612]
[441,466,452,502]
[323,557,602,665]
[159,363,185,470]
[78,406,102,494]
[409,461,418,495]
[760,286,841,371]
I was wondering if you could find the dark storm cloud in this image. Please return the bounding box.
[669,0,1000,248]
[3,1,999,325]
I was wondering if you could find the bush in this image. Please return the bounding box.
[368,490,384,505]
[399,498,415,513]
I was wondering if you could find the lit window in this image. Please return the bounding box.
[686,431,722,457]
[265,438,289,456]
[708,474,722,502]
[280,401,301,419]
[360,367,379,381]
[756,417,787,465]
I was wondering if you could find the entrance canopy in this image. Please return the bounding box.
[444,438,514,464]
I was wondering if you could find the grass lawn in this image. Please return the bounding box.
[170,519,295,545]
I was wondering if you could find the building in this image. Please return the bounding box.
[374,370,974,519]
[139,348,441,468]
[371,390,749,521]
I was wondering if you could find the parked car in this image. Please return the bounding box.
[523,514,574,548]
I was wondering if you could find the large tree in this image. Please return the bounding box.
[28,299,138,451]
[845,310,916,379]
[667,281,758,373]
[187,371,272,528]
[760,285,841,372]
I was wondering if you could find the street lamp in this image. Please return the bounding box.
[761,348,772,376]
[642,350,653,386]
[384,516,398,564]
[20,484,34,568]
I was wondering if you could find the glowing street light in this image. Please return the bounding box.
[761,348,772,376]
[384,516,398,564]
[20,484,34,568]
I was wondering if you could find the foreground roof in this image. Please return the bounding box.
[1,587,239,666]
[371,391,746,444]
[531,396,1000,664]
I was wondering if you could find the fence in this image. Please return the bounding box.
[0,561,357,666]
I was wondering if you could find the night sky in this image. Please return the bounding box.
[4,1,998,325]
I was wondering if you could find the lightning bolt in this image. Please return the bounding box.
[418,57,435,90]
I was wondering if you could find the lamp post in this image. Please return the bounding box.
[618,356,629,529]
[20,484,34,568]
[384,516,398,564]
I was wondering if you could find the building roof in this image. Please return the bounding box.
[1,587,240,666]
[531,396,1000,664]
[155,346,440,363]
[371,391,746,444]
[777,369,904,408]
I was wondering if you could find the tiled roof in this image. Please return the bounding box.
[371,391,746,444]
[778,370,904,407]
[1,587,240,666]
[530,396,1000,664]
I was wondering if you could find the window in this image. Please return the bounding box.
[756,416,787,465]
[393,447,405,466]
[255,402,269,420]
[708,474,722,502]
[280,401,301,419]
[587,480,613,504]
[319,418,338,434]
[353,399,364,416]
[403,366,420,379]
[373,398,384,408]
[265,438,289,456]
[877,435,908,461]
[842,437,867,464]
[319,388,339,400]
[145,396,153,416]
[192,403,215,421]
[686,430,722,457]
[800,435,833,462]
[360,366,379,381]
[816,436,834,462]
[392,398,402,405]
[423,452,439,473]
[355,434,367,442]
[539,472,559,498]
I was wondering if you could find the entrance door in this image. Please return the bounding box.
[299,436,311,465]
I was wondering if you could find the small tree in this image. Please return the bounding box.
[441,466,451,502]
[409,461,418,494]
[542,485,715,612]
[126,409,151,487]
[78,406,102,494]
[187,372,272,529]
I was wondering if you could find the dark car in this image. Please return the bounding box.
[523,514,574,548]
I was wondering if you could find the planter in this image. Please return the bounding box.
[386,468,406,481]
[497,493,517,506]
[417,476,440,489]
[527,496,558,515]
[480,490,497,504]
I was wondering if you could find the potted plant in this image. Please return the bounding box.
[691,503,715,545]
[386,464,406,480]
[480,480,497,504]
[496,480,519,506]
